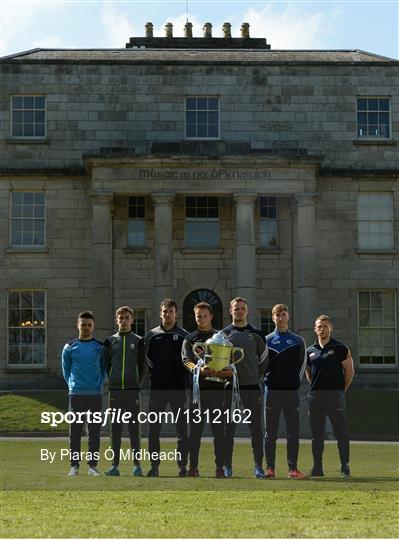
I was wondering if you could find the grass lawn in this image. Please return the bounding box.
[0,439,398,538]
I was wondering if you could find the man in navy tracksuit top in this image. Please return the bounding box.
[264,304,306,479]
[223,297,268,479]
[103,305,146,477]
[62,311,106,476]
[306,314,354,478]
[144,298,189,477]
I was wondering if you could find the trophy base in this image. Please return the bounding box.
[204,376,225,383]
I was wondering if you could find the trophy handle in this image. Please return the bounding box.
[192,342,206,363]
[231,347,244,365]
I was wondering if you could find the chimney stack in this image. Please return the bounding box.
[165,22,173,38]
[241,22,250,38]
[184,21,193,38]
[145,22,153,38]
[203,22,212,38]
[222,22,232,38]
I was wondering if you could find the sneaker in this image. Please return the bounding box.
[88,466,101,476]
[265,467,275,479]
[254,466,266,479]
[187,467,199,477]
[341,465,351,478]
[105,465,120,476]
[223,466,233,478]
[309,464,324,477]
[147,467,159,477]
[288,469,306,479]
[178,467,187,478]
[67,466,79,477]
[215,467,225,479]
[132,465,143,477]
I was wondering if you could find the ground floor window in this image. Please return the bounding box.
[183,289,223,332]
[132,309,146,337]
[358,290,397,365]
[8,290,46,365]
[261,309,274,336]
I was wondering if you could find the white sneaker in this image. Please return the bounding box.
[88,466,101,476]
[68,466,79,477]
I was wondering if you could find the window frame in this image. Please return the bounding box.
[184,196,220,248]
[356,96,391,140]
[185,96,220,140]
[259,196,279,248]
[357,289,397,368]
[357,192,394,251]
[7,289,47,368]
[10,94,47,139]
[9,190,46,248]
[127,196,146,248]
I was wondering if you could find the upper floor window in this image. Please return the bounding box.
[185,97,219,139]
[358,193,394,250]
[357,97,390,138]
[128,196,145,247]
[260,197,278,248]
[8,290,46,366]
[358,290,397,366]
[10,191,45,247]
[185,196,219,248]
[11,95,46,137]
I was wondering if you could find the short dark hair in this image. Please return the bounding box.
[78,311,94,321]
[194,302,213,315]
[160,298,178,311]
[272,304,289,316]
[315,314,333,325]
[230,296,248,307]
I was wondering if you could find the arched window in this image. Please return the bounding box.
[182,289,223,332]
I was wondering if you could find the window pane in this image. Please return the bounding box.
[33,291,45,308]
[9,291,20,309]
[23,96,34,109]
[357,98,367,111]
[35,96,45,109]
[186,221,219,247]
[12,96,23,109]
[128,220,145,246]
[186,98,196,109]
[379,98,389,111]
[21,292,32,308]
[197,98,207,110]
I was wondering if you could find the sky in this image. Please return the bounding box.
[0,0,398,59]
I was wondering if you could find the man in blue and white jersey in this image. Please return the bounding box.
[264,304,306,479]
[62,311,106,476]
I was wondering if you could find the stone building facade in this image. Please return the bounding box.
[0,25,398,390]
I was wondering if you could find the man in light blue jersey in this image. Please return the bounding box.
[62,311,106,476]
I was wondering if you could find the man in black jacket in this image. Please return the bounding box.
[144,299,189,477]
[103,305,145,477]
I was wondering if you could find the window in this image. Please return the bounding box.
[357,97,390,138]
[128,196,145,247]
[261,309,274,336]
[8,290,46,365]
[260,197,278,247]
[11,95,46,137]
[358,291,397,365]
[132,310,146,336]
[185,196,219,248]
[185,97,219,139]
[358,193,394,250]
[10,191,45,247]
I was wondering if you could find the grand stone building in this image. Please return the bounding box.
[0,23,398,390]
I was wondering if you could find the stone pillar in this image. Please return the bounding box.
[151,193,175,325]
[91,193,114,339]
[233,193,257,316]
[295,192,318,343]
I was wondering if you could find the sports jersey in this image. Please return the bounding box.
[103,330,145,390]
[222,323,268,386]
[182,327,225,389]
[62,338,105,395]
[265,329,306,390]
[306,338,349,392]
[144,324,188,389]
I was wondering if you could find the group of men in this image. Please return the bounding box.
[61,297,354,479]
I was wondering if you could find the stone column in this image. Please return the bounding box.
[91,192,114,339]
[295,192,318,343]
[233,193,257,316]
[151,193,175,325]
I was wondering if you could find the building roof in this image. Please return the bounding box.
[1,48,397,65]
